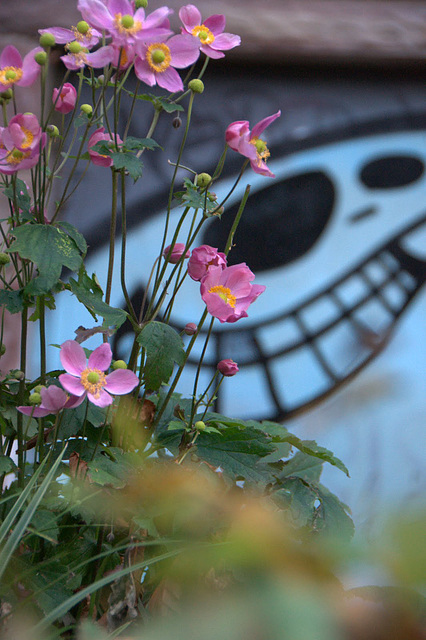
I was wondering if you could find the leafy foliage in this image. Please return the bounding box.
[138,322,185,391]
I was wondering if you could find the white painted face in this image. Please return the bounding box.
[46,130,426,420]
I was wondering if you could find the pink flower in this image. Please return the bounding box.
[1,113,43,154]
[52,83,77,114]
[18,385,83,418]
[88,127,123,167]
[200,264,265,323]
[39,25,101,49]
[217,359,239,377]
[225,111,281,178]
[0,45,42,91]
[163,243,190,264]
[179,4,240,59]
[188,244,227,282]
[77,0,173,46]
[134,35,200,92]
[60,45,114,71]
[59,340,139,408]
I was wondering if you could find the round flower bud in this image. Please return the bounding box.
[188,79,204,94]
[112,360,128,370]
[34,51,48,66]
[46,124,60,138]
[39,32,56,48]
[29,392,42,405]
[33,385,46,393]
[194,420,206,431]
[0,344,6,356]
[196,173,212,189]
[0,252,10,266]
[96,75,105,86]
[80,104,93,116]
[162,243,190,264]
[217,359,239,377]
[172,116,182,129]
[184,322,197,336]
[134,0,148,8]
[67,41,82,54]
[77,20,90,35]
[0,89,13,102]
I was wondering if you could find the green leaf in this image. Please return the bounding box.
[280,434,350,477]
[124,136,160,151]
[273,477,318,528]
[173,179,219,214]
[279,451,323,483]
[0,455,17,475]
[111,152,143,181]
[196,426,276,485]
[0,289,24,314]
[30,508,59,543]
[56,221,87,255]
[7,225,83,295]
[87,450,140,488]
[68,276,127,329]
[138,321,185,391]
[314,484,354,540]
[2,178,31,215]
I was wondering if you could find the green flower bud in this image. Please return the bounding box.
[0,344,6,356]
[80,103,93,116]
[77,20,90,35]
[0,252,10,266]
[188,79,204,94]
[96,74,105,86]
[134,0,148,8]
[194,420,206,431]
[33,385,45,393]
[67,41,82,54]
[29,392,42,405]
[0,89,13,101]
[39,32,56,48]
[34,51,48,66]
[112,360,128,370]
[46,124,60,138]
[196,172,212,188]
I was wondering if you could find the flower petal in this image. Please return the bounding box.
[105,369,139,395]
[88,342,112,371]
[60,340,87,376]
[179,4,202,31]
[59,373,86,397]
[157,66,183,93]
[77,0,114,31]
[18,48,43,87]
[0,45,22,69]
[17,405,52,418]
[250,110,281,140]
[169,34,200,68]
[210,32,241,51]
[204,14,226,36]
[40,385,68,411]
[200,45,224,59]
[86,46,115,68]
[88,389,113,407]
[134,56,156,86]
[144,6,173,30]
[39,27,74,44]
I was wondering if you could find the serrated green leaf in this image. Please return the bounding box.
[56,221,87,255]
[314,484,354,540]
[111,152,143,181]
[68,277,127,329]
[279,451,323,483]
[174,179,218,214]
[196,426,276,485]
[0,289,24,314]
[7,225,83,295]
[0,455,17,475]
[2,178,31,214]
[124,136,160,151]
[281,434,350,477]
[273,477,318,528]
[138,322,185,391]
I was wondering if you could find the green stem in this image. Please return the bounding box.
[105,169,119,307]
[120,169,137,321]
[16,307,28,486]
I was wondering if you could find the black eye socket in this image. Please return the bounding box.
[203,171,335,272]
[360,155,424,189]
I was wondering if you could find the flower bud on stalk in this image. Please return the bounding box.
[188,79,204,94]
[217,359,239,377]
[134,0,148,8]
[39,33,56,48]
[46,125,60,138]
[172,116,182,129]
[29,392,42,405]
[112,360,128,370]
[184,322,197,336]
[196,173,212,188]
[80,104,93,116]
[194,421,206,431]
[0,252,10,266]
[34,51,47,66]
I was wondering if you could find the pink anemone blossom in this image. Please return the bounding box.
[225,111,281,178]
[77,0,173,46]
[1,113,44,154]
[200,263,265,323]
[88,127,123,167]
[217,359,239,377]
[52,83,77,114]
[0,45,42,91]
[60,45,114,71]
[59,340,139,408]
[179,4,240,59]
[162,243,190,264]
[134,34,200,92]
[18,385,84,418]
[39,25,101,49]
[188,244,227,282]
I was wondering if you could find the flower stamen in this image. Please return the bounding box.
[250,137,270,166]
[192,24,215,45]
[146,43,171,73]
[80,367,107,399]
[209,285,236,308]
[0,66,23,86]
[20,127,34,149]
[114,13,142,37]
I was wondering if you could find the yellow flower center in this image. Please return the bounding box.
[80,367,107,399]
[20,127,34,149]
[192,24,215,45]
[146,43,171,73]
[0,66,23,86]
[114,12,142,36]
[6,149,30,165]
[209,285,236,308]
[250,137,270,166]
[72,24,93,42]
